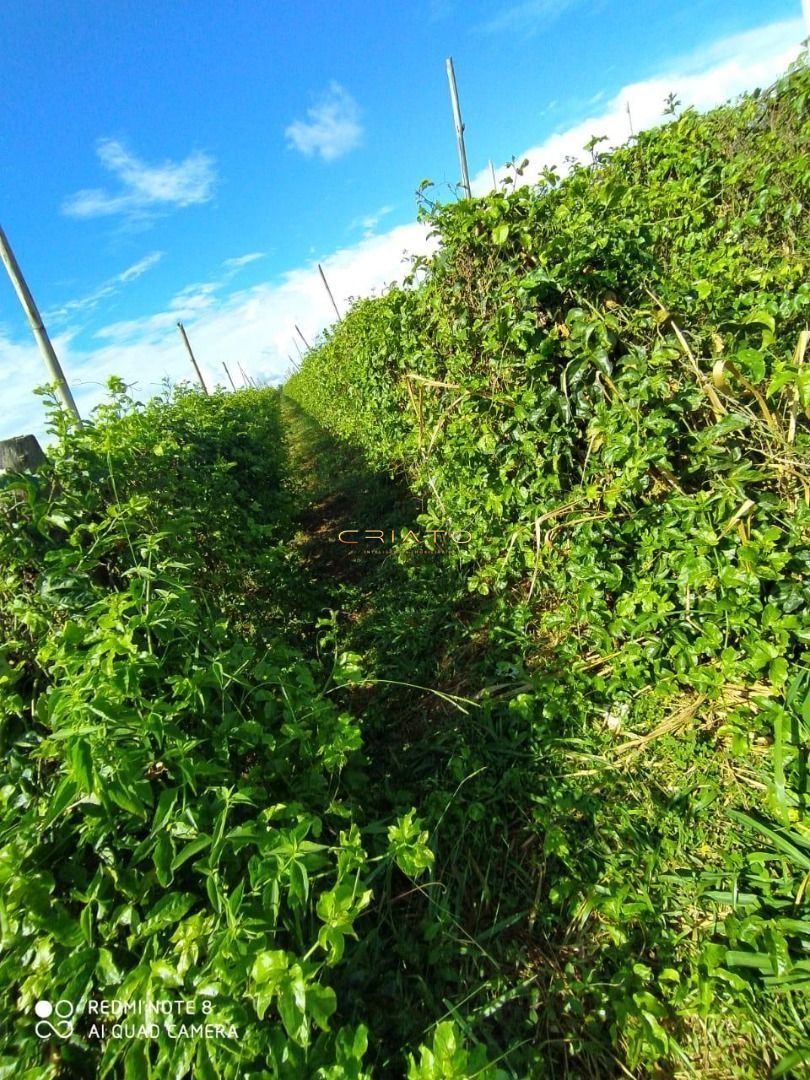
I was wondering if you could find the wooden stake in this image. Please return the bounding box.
[176,321,209,394]
[318,263,342,322]
[222,361,236,390]
[0,223,81,420]
[446,57,472,199]
[295,324,311,351]
[238,361,257,389]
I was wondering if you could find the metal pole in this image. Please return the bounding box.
[176,321,209,395]
[295,324,311,351]
[446,57,472,199]
[0,223,81,420]
[222,361,236,390]
[489,159,497,192]
[626,101,634,139]
[318,263,342,323]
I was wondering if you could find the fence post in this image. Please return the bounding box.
[222,361,236,390]
[0,224,81,420]
[177,322,209,395]
[238,362,257,388]
[446,57,472,199]
[318,263,342,323]
[295,324,311,351]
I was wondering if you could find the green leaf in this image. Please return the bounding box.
[277,968,309,1045]
[772,1045,810,1077]
[728,811,810,872]
[742,309,775,334]
[153,832,174,887]
[388,810,435,878]
[492,223,510,245]
[42,776,78,828]
[138,892,195,936]
[735,347,766,384]
[123,1041,150,1080]
[194,1042,220,1080]
[307,982,337,1030]
[252,949,289,989]
[70,739,93,792]
[171,835,212,871]
[108,779,146,818]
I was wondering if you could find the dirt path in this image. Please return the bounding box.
[280,394,421,593]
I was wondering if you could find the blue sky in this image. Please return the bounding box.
[1,0,805,441]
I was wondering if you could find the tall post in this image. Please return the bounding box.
[222,361,236,390]
[318,263,342,323]
[446,57,472,199]
[489,159,497,192]
[626,101,634,139]
[238,362,256,389]
[0,223,81,420]
[176,321,209,395]
[295,324,311,351]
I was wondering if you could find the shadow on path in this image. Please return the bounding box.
[279,396,535,1068]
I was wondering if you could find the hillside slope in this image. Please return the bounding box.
[285,58,810,1076]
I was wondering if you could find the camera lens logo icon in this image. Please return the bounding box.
[34,1000,74,1039]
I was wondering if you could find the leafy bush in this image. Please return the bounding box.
[286,59,810,1075]
[0,383,437,1078]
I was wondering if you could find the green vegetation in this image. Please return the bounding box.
[1,57,809,1079]
[0,384,432,1078]
[286,59,810,1076]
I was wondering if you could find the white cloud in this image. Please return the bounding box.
[92,256,266,344]
[479,0,580,34]
[2,221,437,443]
[285,82,363,162]
[92,220,435,365]
[222,253,266,272]
[45,251,164,321]
[348,205,394,238]
[118,251,164,282]
[62,139,217,221]
[472,17,805,194]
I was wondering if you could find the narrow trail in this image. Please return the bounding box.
[277,396,481,1055]
[276,397,536,1062]
[280,394,420,596]
[278,394,484,726]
